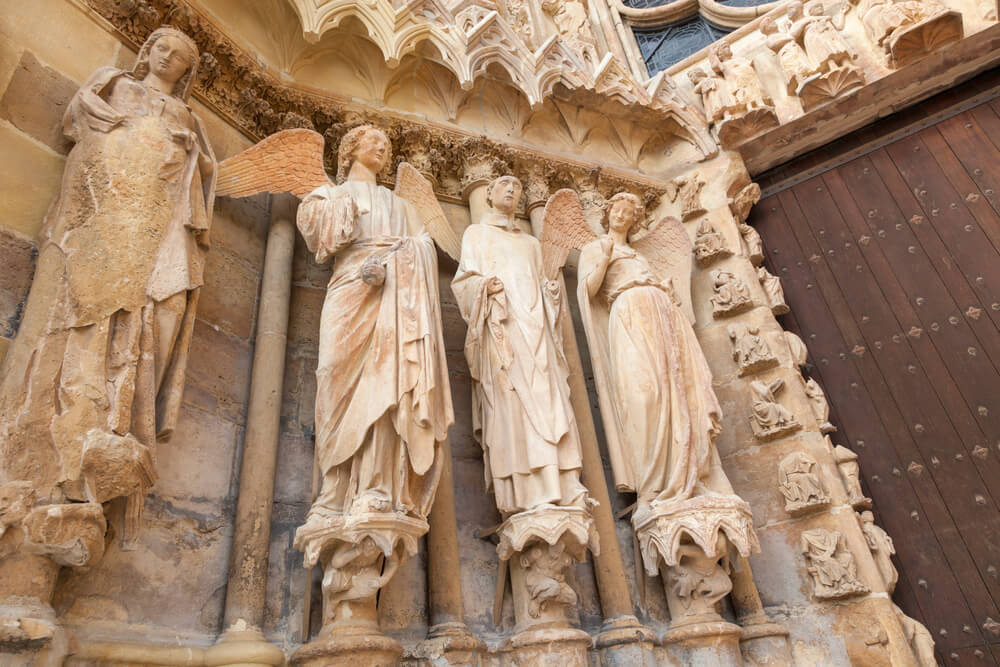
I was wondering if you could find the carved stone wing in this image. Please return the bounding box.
[540,189,597,281]
[395,162,461,262]
[216,128,331,198]
[631,216,695,323]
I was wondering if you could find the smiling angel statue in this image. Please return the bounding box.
[541,189,757,612]
[215,124,458,653]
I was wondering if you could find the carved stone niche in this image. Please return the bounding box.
[728,323,779,376]
[850,0,964,69]
[778,451,831,516]
[833,444,872,510]
[633,495,758,638]
[800,528,870,600]
[710,269,754,318]
[496,505,597,655]
[749,378,802,441]
[693,219,733,267]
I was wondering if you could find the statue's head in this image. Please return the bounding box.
[133,26,200,100]
[805,0,824,16]
[787,0,804,19]
[760,16,777,34]
[603,192,645,237]
[687,68,707,85]
[337,124,392,184]
[486,175,523,217]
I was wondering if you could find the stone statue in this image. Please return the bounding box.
[560,191,756,626]
[701,42,779,147]
[833,444,872,509]
[858,510,898,592]
[804,377,837,433]
[801,528,870,599]
[687,67,733,128]
[668,175,707,221]
[728,323,778,376]
[291,125,455,651]
[750,378,801,441]
[0,26,214,545]
[739,223,765,265]
[792,0,854,74]
[453,177,596,636]
[0,25,214,656]
[758,265,790,315]
[778,451,830,515]
[786,331,810,368]
[211,122,463,661]
[709,42,773,117]
[894,603,937,666]
[850,0,962,68]
[541,0,598,67]
[711,269,754,317]
[693,218,731,266]
[761,12,817,96]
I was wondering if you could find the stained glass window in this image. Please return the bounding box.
[622,0,675,9]
[634,17,730,75]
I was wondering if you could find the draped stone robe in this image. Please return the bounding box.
[297,181,452,522]
[451,215,587,515]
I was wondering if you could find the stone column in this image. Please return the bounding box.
[461,149,503,224]
[525,177,656,663]
[211,194,296,667]
[730,557,793,665]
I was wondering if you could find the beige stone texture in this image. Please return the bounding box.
[0,51,77,154]
[0,228,35,339]
[0,122,64,238]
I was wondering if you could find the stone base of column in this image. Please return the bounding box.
[413,622,485,664]
[291,622,402,667]
[206,626,285,666]
[738,614,793,666]
[594,615,658,666]
[661,619,744,667]
[502,626,592,667]
[0,598,67,667]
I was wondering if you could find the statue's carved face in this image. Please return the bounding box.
[607,198,637,234]
[149,34,193,85]
[491,177,522,216]
[353,129,391,173]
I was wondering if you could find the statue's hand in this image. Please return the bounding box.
[486,277,504,295]
[360,257,386,287]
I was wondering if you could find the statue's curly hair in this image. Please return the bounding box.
[336,124,392,184]
[485,175,522,209]
[602,192,646,235]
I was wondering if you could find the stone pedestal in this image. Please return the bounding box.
[738,616,794,667]
[662,619,744,666]
[595,615,659,666]
[291,597,402,667]
[414,621,486,665]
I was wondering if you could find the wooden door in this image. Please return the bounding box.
[750,100,1000,663]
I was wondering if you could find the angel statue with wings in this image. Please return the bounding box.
[215,124,457,650]
[544,189,756,620]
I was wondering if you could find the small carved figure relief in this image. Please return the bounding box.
[849,0,963,68]
[758,265,790,315]
[729,324,779,376]
[801,528,870,599]
[693,219,732,266]
[711,269,754,318]
[542,0,598,67]
[833,444,872,509]
[778,451,830,515]
[804,377,837,433]
[750,378,802,441]
[795,0,855,73]
[702,42,780,147]
[785,331,810,367]
[858,510,898,592]
[761,12,818,97]
[688,67,732,129]
[668,175,707,221]
[894,603,937,666]
[666,540,734,620]
[739,223,765,265]
[520,541,577,617]
[731,182,762,225]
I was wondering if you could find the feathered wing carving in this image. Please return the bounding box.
[394,162,461,262]
[540,189,597,280]
[631,216,695,323]
[215,128,331,198]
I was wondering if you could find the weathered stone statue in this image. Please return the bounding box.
[738,223,764,264]
[750,378,801,440]
[452,176,596,642]
[778,451,830,515]
[697,42,779,147]
[801,528,870,599]
[758,265,790,315]
[289,124,455,664]
[710,269,754,317]
[804,377,837,433]
[669,174,707,221]
[761,11,816,96]
[541,0,598,67]
[859,510,898,591]
[693,218,731,266]
[850,0,962,67]
[833,444,872,509]
[566,191,757,634]
[0,25,213,656]
[729,323,778,376]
